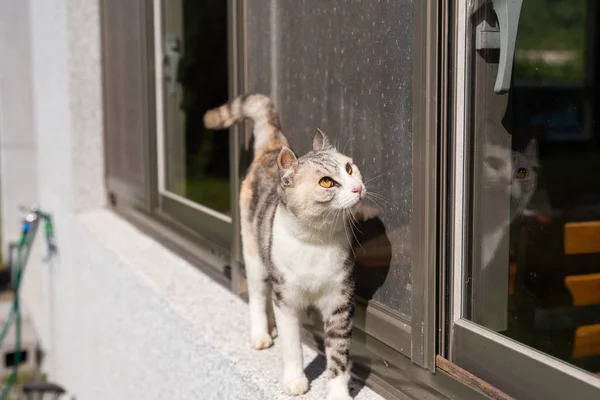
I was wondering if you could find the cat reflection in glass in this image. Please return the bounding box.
[481,139,539,269]
[204,94,378,400]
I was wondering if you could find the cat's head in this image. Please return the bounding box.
[483,139,539,209]
[277,129,366,227]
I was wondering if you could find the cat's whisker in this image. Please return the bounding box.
[365,196,387,218]
[349,206,362,225]
[335,132,346,150]
[335,209,344,234]
[367,191,390,201]
[328,210,337,237]
[367,192,393,206]
[363,170,391,185]
[342,210,356,256]
[341,136,353,154]
[348,209,362,234]
[342,210,351,242]
[347,212,363,249]
[322,207,337,229]
[330,208,342,238]
[346,209,356,229]
[348,210,361,236]
[367,197,391,213]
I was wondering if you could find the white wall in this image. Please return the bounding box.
[0,1,385,399]
[0,0,38,248]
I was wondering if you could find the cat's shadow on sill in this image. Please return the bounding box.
[304,354,366,399]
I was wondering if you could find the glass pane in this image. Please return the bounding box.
[162,0,230,215]
[247,1,413,319]
[466,0,600,376]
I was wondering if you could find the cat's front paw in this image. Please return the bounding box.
[327,374,352,400]
[251,331,274,350]
[283,375,309,396]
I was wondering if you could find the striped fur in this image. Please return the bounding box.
[203,93,286,156]
[203,94,374,400]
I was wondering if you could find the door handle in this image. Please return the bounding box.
[164,34,181,95]
[475,0,523,94]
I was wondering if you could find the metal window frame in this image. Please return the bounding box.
[447,0,600,397]
[411,0,443,370]
[453,320,600,400]
[150,0,245,263]
[147,0,443,368]
[228,0,248,295]
[101,0,158,212]
[106,0,444,378]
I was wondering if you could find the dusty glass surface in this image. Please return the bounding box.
[466,0,600,376]
[247,0,413,318]
[162,0,230,214]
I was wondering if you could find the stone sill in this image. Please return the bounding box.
[78,209,384,400]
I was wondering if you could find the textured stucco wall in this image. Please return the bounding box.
[0,1,386,399]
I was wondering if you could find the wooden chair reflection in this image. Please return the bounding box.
[564,221,600,373]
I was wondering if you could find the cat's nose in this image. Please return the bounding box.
[352,185,362,195]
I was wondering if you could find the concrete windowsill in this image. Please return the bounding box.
[77,208,384,400]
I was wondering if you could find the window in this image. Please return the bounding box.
[102,0,238,264]
[156,0,234,250]
[447,0,600,397]
[102,0,156,212]
[245,0,443,369]
[160,0,230,214]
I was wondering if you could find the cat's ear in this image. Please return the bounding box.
[278,147,298,186]
[312,128,331,151]
[277,147,298,172]
[525,139,540,167]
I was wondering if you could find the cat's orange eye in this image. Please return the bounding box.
[319,177,334,188]
[346,163,353,175]
[515,168,527,179]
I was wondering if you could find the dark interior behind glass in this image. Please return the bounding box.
[468,0,600,377]
[164,0,230,214]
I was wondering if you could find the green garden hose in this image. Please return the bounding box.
[0,209,55,399]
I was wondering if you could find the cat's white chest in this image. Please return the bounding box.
[271,211,349,308]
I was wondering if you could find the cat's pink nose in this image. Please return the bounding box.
[352,185,362,195]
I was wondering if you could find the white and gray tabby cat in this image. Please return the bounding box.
[203,94,376,400]
[481,139,539,269]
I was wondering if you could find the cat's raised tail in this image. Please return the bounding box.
[203,94,288,157]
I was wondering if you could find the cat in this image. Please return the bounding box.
[203,94,376,400]
[480,139,539,269]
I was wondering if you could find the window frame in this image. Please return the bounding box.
[444,0,600,397]
[101,0,159,214]
[106,0,441,368]
[411,0,443,370]
[152,0,238,257]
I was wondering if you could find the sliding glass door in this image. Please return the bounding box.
[449,0,600,397]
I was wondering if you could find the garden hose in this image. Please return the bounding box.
[0,210,55,399]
